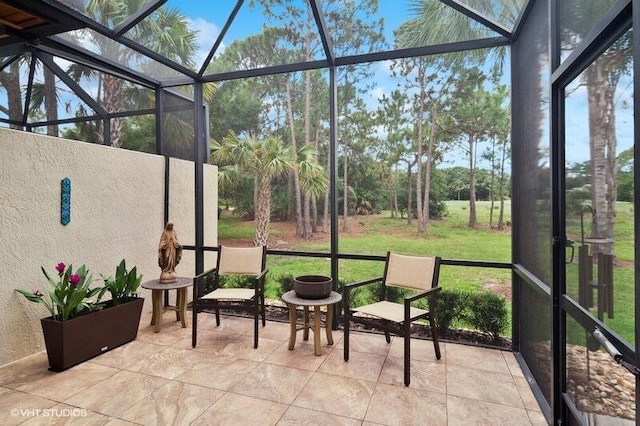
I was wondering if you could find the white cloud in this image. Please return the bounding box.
[187,17,222,69]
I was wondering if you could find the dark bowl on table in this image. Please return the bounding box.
[293,275,332,299]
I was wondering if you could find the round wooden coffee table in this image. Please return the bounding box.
[281,290,342,356]
[141,277,191,333]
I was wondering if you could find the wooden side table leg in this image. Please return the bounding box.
[326,303,334,345]
[178,288,187,328]
[313,306,322,356]
[303,306,310,341]
[288,304,297,350]
[175,289,181,322]
[152,290,162,333]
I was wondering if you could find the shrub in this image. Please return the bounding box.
[429,198,449,219]
[434,289,470,334]
[275,274,295,298]
[463,291,508,340]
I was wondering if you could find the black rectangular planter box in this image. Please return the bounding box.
[40,297,144,371]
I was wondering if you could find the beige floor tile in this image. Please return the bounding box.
[378,355,446,392]
[504,351,525,377]
[447,394,532,425]
[231,363,313,404]
[278,406,361,425]
[0,352,51,389]
[173,352,259,391]
[191,392,288,426]
[528,409,549,425]
[136,322,192,346]
[119,381,223,425]
[198,314,256,335]
[446,344,510,374]
[255,320,293,343]
[0,388,57,426]
[63,370,169,416]
[263,340,329,372]
[88,340,167,369]
[5,316,537,426]
[388,336,444,362]
[193,333,282,362]
[320,345,385,382]
[292,372,375,420]
[447,365,524,408]
[15,362,119,401]
[105,420,139,426]
[365,383,447,426]
[337,330,393,357]
[515,376,542,411]
[127,347,203,379]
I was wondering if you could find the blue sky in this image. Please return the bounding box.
[170,1,517,169]
[10,1,631,171]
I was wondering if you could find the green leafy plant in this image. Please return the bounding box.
[15,262,100,321]
[434,289,470,334]
[98,259,143,305]
[464,291,508,340]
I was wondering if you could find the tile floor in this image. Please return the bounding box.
[0,307,547,425]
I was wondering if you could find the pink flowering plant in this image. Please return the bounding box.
[15,262,101,321]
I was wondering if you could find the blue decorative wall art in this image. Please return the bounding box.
[61,177,71,226]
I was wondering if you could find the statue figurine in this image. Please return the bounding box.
[158,221,182,284]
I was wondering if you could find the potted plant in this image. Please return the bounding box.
[15,260,144,371]
[98,259,143,306]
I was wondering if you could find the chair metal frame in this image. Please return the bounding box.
[192,245,268,348]
[343,252,442,386]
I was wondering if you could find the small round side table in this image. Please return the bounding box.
[281,290,342,356]
[141,277,191,333]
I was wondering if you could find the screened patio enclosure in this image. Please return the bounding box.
[0,0,638,424]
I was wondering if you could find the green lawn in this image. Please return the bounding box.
[218,200,635,344]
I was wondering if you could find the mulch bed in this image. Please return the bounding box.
[262,303,512,351]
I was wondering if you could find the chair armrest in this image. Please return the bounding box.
[255,269,268,281]
[343,277,383,292]
[193,267,217,299]
[404,285,441,303]
[194,267,218,282]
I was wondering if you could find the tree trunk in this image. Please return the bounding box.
[406,162,413,225]
[587,60,618,256]
[488,139,496,228]
[285,77,304,236]
[586,65,609,253]
[254,175,272,246]
[0,61,23,129]
[311,196,318,233]
[342,149,349,231]
[100,74,124,147]
[323,150,330,233]
[301,32,313,238]
[421,109,438,233]
[44,66,58,137]
[497,140,507,230]
[303,193,312,237]
[468,135,477,228]
[415,67,426,234]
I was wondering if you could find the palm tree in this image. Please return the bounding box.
[83,0,198,147]
[210,133,297,246]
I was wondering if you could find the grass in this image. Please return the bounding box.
[218,200,635,344]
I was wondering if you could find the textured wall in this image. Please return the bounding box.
[0,129,217,366]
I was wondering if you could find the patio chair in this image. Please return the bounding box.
[343,252,441,386]
[192,245,268,348]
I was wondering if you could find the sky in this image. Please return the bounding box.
[170,0,633,169]
[4,1,632,171]
[170,0,512,169]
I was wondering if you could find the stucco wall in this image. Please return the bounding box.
[0,129,217,366]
